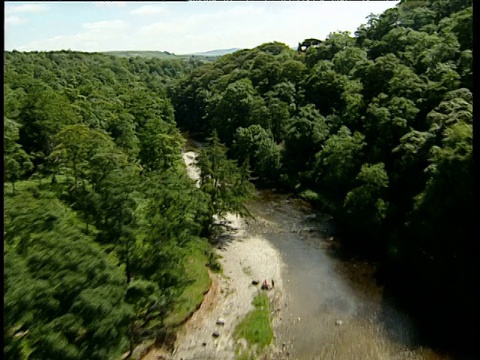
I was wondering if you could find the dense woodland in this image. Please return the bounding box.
[4,51,253,358]
[4,0,475,358]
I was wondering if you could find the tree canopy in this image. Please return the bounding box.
[3,51,252,358]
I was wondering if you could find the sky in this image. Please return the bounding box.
[5,1,399,55]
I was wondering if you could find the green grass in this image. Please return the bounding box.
[163,240,212,327]
[234,292,273,359]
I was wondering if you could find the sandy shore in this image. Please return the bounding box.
[141,152,285,360]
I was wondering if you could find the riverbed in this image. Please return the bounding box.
[246,191,436,359]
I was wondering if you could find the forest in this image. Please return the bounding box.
[4,0,474,358]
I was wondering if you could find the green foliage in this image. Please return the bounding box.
[303,60,349,114]
[4,118,33,193]
[197,131,255,233]
[125,278,167,344]
[12,85,81,172]
[106,112,140,158]
[3,50,224,356]
[411,93,473,246]
[281,59,307,85]
[426,88,472,135]
[343,163,389,232]
[264,94,292,140]
[50,124,116,187]
[234,292,273,359]
[138,117,185,171]
[208,78,268,145]
[233,125,282,181]
[298,189,323,209]
[163,240,212,327]
[313,126,366,197]
[304,31,355,67]
[283,104,330,182]
[332,47,368,75]
[4,190,132,360]
[364,94,419,162]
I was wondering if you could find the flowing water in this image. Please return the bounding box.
[245,190,445,360]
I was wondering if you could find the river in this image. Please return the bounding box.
[178,143,447,359]
[244,190,447,360]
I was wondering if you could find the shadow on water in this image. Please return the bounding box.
[245,190,452,360]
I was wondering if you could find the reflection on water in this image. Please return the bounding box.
[246,191,443,360]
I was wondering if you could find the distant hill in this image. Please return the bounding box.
[190,48,241,57]
[104,51,178,59]
[103,50,225,62]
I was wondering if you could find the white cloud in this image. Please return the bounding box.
[17,30,130,52]
[136,4,268,53]
[6,3,48,14]
[83,20,126,31]
[130,5,168,16]
[16,19,132,52]
[139,21,187,36]
[5,15,29,26]
[187,5,265,25]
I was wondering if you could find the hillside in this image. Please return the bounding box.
[104,50,178,59]
[191,48,241,57]
[104,49,232,62]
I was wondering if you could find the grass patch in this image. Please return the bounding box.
[163,239,212,327]
[234,292,273,359]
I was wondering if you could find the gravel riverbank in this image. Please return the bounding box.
[172,213,285,360]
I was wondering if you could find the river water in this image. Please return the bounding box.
[245,190,446,360]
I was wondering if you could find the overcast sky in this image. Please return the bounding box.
[5,1,399,54]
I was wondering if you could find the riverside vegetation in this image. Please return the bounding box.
[4,0,474,358]
[234,293,273,360]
